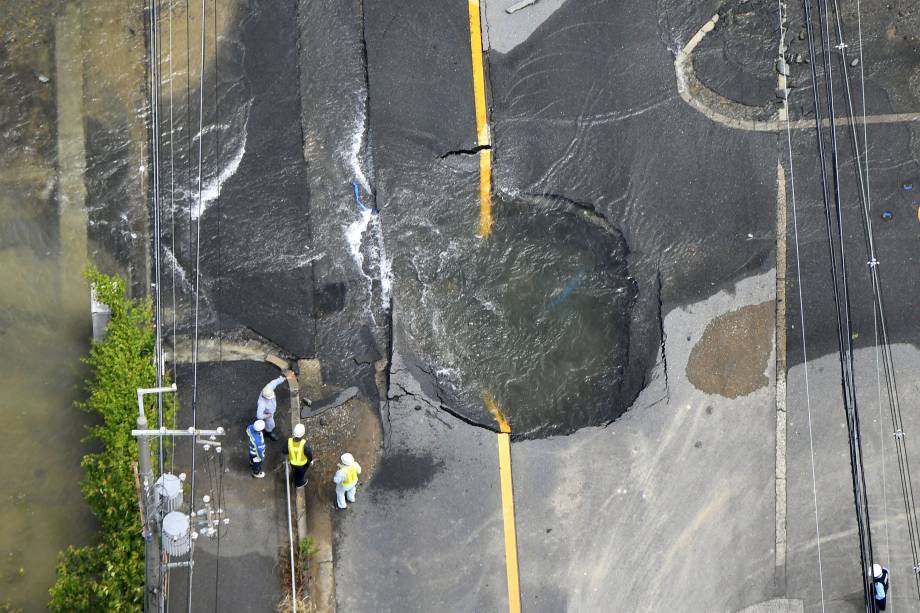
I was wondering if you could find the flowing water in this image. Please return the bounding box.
[395,195,636,436]
[0,1,152,609]
[0,0,642,606]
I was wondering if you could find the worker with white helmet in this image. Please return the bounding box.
[873,563,889,610]
[256,370,297,441]
[333,453,362,509]
[246,419,267,479]
[287,423,313,488]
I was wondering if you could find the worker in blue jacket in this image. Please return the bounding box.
[246,419,267,479]
[873,563,890,611]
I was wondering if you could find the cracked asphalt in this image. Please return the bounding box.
[335,0,782,610]
[146,0,920,610]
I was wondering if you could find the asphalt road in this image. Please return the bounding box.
[169,361,293,612]
[338,0,920,611]
[336,0,783,610]
[157,0,920,610]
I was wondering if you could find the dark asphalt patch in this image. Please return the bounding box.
[369,452,444,493]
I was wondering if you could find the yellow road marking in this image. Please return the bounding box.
[468,0,492,237]
[469,1,517,603]
[497,432,521,613]
[483,392,521,613]
[483,391,510,434]
[479,147,493,237]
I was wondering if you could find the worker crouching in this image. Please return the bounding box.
[334,453,362,509]
[247,419,267,478]
[288,423,313,488]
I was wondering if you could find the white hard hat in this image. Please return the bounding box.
[261,385,275,399]
[873,563,883,578]
[340,453,354,466]
[293,423,305,438]
[253,419,265,432]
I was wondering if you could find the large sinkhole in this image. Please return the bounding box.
[398,195,637,437]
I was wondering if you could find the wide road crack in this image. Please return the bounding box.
[438,144,491,159]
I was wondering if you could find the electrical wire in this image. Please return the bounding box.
[187,0,207,609]
[778,2,826,609]
[164,0,181,607]
[212,0,224,608]
[801,0,875,606]
[825,0,920,598]
[145,0,166,610]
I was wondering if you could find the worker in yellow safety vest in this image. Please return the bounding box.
[333,452,362,509]
[287,423,313,488]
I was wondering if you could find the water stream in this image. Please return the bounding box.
[1,1,152,608]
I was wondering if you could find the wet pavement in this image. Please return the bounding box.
[168,361,292,612]
[335,0,780,609]
[7,0,920,610]
[0,1,148,609]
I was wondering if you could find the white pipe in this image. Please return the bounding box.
[285,460,297,613]
[131,428,225,437]
[136,384,178,419]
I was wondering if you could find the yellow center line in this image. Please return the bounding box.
[468,2,518,606]
[496,432,521,613]
[479,147,493,237]
[468,0,492,237]
[484,393,521,613]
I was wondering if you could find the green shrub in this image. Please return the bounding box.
[298,536,318,561]
[49,267,177,612]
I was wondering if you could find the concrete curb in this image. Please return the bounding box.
[674,14,920,132]
[775,161,788,594]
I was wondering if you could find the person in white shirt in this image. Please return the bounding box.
[333,453,362,509]
[256,370,296,441]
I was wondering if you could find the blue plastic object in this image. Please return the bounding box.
[548,274,583,310]
[352,181,379,214]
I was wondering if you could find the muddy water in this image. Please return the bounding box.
[0,7,95,611]
[0,1,151,609]
[397,195,636,436]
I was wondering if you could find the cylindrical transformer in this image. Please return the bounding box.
[155,473,183,512]
[162,511,191,557]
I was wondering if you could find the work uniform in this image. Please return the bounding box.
[256,376,284,435]
[334,461,362,509]
[287,437,313,488]
[246,423,267,476]
[874,566,890,611]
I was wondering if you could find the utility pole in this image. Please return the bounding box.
[137,385,173,612]
[134,384,228,613]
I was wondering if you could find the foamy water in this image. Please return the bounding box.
[342,114,392,309]
[190,100,252,220]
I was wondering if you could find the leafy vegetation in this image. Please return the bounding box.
[49,267,176,612]
[298,536,318,561]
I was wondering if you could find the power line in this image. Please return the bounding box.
[801,0,875,606]
[212,0,224,607]
[825,0,920,598]
[187,0,207,608]
[145,0,167,609]
[778,1,826,608]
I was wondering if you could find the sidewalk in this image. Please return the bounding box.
[168,361,291,611]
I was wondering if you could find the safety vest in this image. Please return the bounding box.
[339,463,359,488]
[288,438,308,466]
[246,425,265,459]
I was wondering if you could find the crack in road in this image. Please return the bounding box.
[438,143,492,159]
